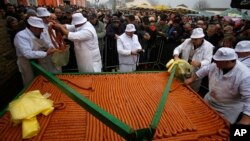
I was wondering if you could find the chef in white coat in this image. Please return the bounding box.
[173,28,214,91]
[117,24,143,72]
[36,7,62,73]
[53,13,102,72]
[235,40,250,69]
[185,47,250,124]
[14,16,58,85]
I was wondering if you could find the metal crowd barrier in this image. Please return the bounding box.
[102,36,169,71]
[62,36,172,72]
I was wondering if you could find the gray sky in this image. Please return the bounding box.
[158,0,231,8]
[91,0,231,8]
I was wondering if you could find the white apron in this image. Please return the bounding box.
[204,71,243,123]
[17,57,34,85]
[33,38,61,73]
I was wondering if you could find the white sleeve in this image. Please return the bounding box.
[134,35,142,50]
[14,34,47,59]
[195,63,212,78]
[65,24,75,32]
[173,39,187,56]
[240,76,250,116]
[68,29,93,42]
[117,38,131,56]
[200,46,213,67]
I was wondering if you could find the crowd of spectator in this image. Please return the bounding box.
[1,3,249,75]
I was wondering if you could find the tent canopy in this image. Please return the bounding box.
[187,11,214,17]
[220,8,250,20]
[152,5,171,11]
[126,0,152,9]
[171,6,198,14]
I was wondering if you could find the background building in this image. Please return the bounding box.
[3,0,86,7]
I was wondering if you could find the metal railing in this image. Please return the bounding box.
[103,36,168,71]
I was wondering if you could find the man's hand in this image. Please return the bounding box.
[52,23,64,30]
[52,23,68,36]
[47,47,59,56]
[131,50,139,55]
[136,49,145,54]
[237,114,250,125]
[143,33,150,40]
[115,34,119,39]
[184,73,198,85]
[191,60,201,67]
[184,77,193,85]
[173,55,180,61]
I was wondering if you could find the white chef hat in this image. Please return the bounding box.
[71,13,87,25]
[36,7,51,17]
[235,41,250,53]
[213,47,238,61]
[125,24,136,32]
[190,28,205,39]
[27,16,44,28]
[26,8,37,16]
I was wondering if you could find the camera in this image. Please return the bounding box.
[137,49,145,54]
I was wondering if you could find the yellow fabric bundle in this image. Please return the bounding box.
[22,117,40,139]
[166,59,193,81]
[8,90,54,139]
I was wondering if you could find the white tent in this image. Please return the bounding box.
[126,0,152,9]
[172,6,198,14]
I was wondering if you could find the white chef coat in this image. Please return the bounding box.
[196,61,250,123]
[14,28,52,85]
[173,38,214,91]
[173,38,214,68]
[238,56,250,69]
[117,33,142,72]
[66,22,102,72]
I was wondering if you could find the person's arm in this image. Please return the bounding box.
[173,39,187,60]
[136,26,150,40]
[53,23,71,37]
[200,43,214,67]
[60,25,70,37]
[190,60,201,68]
[237,114,250,125]
[117,37,137,56]
[184,73,199,85]
[184,63,211,85]
[133,35,142,50]
[97,21,106,39]
[68,28,92,42]
[237,76,250,125]
[14,34,47,59]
